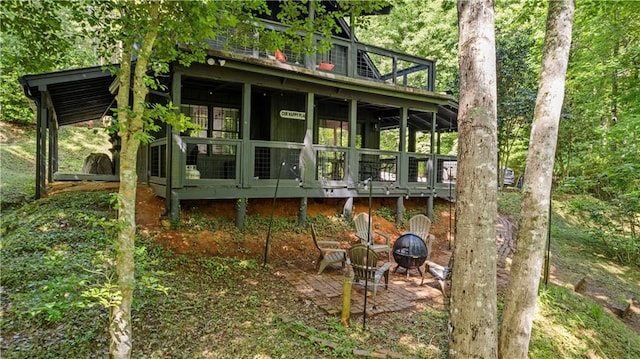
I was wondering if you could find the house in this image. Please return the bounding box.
[19,2,458,225]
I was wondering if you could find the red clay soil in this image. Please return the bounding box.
[133,184,455,269]
[47,182,457,276]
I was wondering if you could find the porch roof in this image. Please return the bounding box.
[18,63,457,131]
[19,65,116,126]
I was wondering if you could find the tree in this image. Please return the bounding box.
[0,0,96,123]
[448,0,498,358]
[498,1,575,358]
[495,31,537,185]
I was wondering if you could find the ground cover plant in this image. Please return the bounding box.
[1,125,639,357]
[1,185,639,358]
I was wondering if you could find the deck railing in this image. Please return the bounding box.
[182,137,241,184]
[314,146,348,182]
[250,140,304,185]
[434,155,458,186]
[356,149,399,183]
[206,20,436,92]
[408,153,433,185]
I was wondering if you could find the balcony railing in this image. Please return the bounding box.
[250,140,304,185]
[206,20,436,92]
[156,136,456,194]
[183,137,241,184]
[315,146,347,182]
[357,149,398,183]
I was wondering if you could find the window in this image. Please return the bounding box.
[181,104,209,138]
[212,107,240,139]
[181,104,240,158]
[181,105,240,139]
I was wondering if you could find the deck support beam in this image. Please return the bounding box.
[396,196,404,227]
[35,87,47,199]
[298,197,307,226]
[427,195,434,219]
[236,198,247,229]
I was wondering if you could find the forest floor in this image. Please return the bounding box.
[49,182,640,335]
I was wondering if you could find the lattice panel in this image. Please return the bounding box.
[358,153,397,182]
[254,147,301,180]
[150,144,166,178]
[316,150,346,181]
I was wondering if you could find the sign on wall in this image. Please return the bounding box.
[279,110,306,120]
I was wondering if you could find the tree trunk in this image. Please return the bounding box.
[498,1,574,358]
[448,1,498,358]
[109,4,159,358]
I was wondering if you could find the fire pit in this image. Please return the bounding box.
[392,233,429,278]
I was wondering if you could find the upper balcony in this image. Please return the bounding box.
[205,19,436,92]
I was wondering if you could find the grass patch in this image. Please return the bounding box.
[530,284,640,359]
[0,122,111,211]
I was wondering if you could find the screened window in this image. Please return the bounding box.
[212,107,240,139]
[181,105,240,140]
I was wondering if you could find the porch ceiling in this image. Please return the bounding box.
[366,102,458,133]
[19,65,116,126]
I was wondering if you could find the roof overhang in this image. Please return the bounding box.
[19,65,117,126]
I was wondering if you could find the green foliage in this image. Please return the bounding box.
[0,123,36,209]
[0,191,168,326]
[556,1,640,216]
[0,123,112,210]
[497,191,523,220]
[530,284,640,359]
[565,196,639,266]
[374,206,395,223]
[0,0,98,123]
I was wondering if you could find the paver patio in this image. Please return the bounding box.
[280,215,515,317]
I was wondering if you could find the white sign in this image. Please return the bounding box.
[279,110,306,120]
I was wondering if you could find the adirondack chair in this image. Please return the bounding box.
[348,244,392,309]
[408,214,435,259]
[353,212,391,258]
[311,224,346,274]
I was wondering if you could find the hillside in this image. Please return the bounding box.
[1,122,640,358]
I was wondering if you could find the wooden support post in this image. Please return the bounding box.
[396,196,404,227]
[343,197,354,222]
[170,191,180,224]
[236,198,247,229]
[298,197,307,226]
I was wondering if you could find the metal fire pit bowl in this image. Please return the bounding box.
[392,233,428,277]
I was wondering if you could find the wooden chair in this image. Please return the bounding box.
[348,244,392,309]
[409,214,435,259]
[353,212,391,258]
[310,224,346,274]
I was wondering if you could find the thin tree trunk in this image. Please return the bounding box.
[110,42,133,359]
[110,4,159,358]
[448,1,498,358]
[498,1,574,358]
